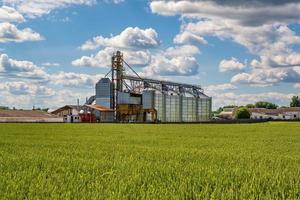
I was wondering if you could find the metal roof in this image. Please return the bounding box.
[0,109,58,118]
[85,104,113,112]
[51,105,85,114]
[250,107,300,114]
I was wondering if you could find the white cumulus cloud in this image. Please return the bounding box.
[174,31,207,45]
[294,83,300,89]
[150,1,300,26]
[0,6,25,23]
[219,57,245,72]
[0,22,43,43]
[143,45,200,76]
[72,47,152,68]
[50,71,103,88]
[0,54,48,80]
[3,0,97,18]
[205,83,237,92]
[231,67,300,86]
[80,27,160,50]
[0,81,54,96]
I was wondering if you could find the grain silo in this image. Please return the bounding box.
[87,51,212,123]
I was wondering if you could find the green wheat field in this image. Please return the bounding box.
[0,122,300,199]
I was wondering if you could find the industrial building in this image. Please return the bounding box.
[83,51,212,123]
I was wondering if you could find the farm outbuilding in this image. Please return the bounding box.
[51,105,84,123]
[250,107,300,120]
[85,104,114,122]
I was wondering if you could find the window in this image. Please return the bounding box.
[283,115,285,119]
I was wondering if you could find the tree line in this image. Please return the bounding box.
[214,96,300,119]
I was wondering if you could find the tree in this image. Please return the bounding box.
[223,105,236,109]
[246,104,255,108]
[0,106,9,110]
[235,107,251,119]
[255,101,278,109]
[42,108,49,112]
[290,96,300,107]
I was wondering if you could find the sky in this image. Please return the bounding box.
[0,0,299,110]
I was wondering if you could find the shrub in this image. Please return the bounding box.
[236,106,251,119]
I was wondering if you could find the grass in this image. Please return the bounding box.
[0,122,300,199]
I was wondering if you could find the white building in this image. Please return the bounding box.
[250,107,300,120]
[51,105,83,123]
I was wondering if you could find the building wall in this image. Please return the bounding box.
[63,115,81,123]
[251,113,280,120]
[118,92,141,105]
[251,112,300,120]
[55,108,79,117]
[279,112,300,120]
[99,111,114,122]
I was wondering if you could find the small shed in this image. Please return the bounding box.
[85,104,114,122]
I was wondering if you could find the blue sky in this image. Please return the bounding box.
[0,0,299,110]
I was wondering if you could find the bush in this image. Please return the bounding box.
[235,107,251,119]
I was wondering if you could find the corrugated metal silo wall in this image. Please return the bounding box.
[143,90,155,109]
[95,78,112,108]
[118,92,141,105]
[154,93,212,122]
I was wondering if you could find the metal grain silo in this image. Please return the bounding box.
[95,78,113,108]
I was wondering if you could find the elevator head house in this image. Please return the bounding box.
[86,51,212,123]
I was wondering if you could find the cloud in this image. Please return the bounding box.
[151,1,300,87]
[3,0,97,18]
[143,45,200,76]
[179,20,300,57]
[0,85,92,109]
[80,27,160,50]
[0,54,48,80]
[0,22,43,43]
[205,83,237,92]
[219,57,245,72]
[73,44,201,77]
[104,0,125,4]
[72,47,113,68]
[231,67,300,86]
[164,45,200,57]
[50,71,103,88]
[171,17,300,85]
[294,83,300,89]
[72,47,152,68]
[41,62,60,67]
[0,81,54,96]
[144,55,199,76]
[0,6,25,23]
[174,31,207,45]
[150,1,300,26]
